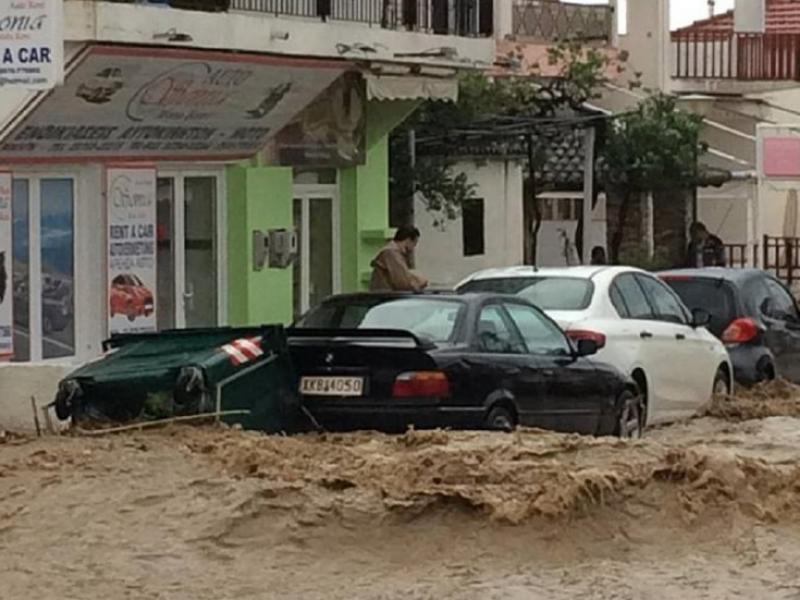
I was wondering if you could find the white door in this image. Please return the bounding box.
[156,172,225,330]
[634,273,713,415]
[10,176,77,362]
[292,186,340,320]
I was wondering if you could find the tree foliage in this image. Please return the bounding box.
[389,41,615,228]
[600,93,707,263]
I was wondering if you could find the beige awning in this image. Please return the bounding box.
[365,75,458,102]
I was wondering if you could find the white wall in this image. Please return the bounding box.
[415,160,525,288]
[618,0,669,91]
[64,1,494,70]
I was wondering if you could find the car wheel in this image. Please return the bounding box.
[615,391,644,439]
[756,358,776,383]
[713,367,731,397]
[485,405,516,432]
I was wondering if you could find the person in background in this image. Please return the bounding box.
[686,222,726,268]
[369,226,429,292]
[590,246,607,266]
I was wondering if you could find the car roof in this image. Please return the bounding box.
[658,268,765,285]
[461,265,645,282]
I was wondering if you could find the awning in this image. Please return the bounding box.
[365,74,458,102]
[0,45,350,163]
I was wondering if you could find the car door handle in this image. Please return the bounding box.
[676,333,686,340]
[640,331,653,339]
[542,369,555,377]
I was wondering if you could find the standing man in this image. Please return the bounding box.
[685,222,726,267]
[369,226,429,292]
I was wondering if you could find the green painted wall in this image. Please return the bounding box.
[226,99,419,325]
[226,164,293,326]
[340,99,419,291]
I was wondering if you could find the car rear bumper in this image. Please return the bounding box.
[301,397,483,432]
[726,343,771,385]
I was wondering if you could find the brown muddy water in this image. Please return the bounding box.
[3,383,800,599]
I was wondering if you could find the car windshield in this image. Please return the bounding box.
[296,297,464,344]
[460,277,594,311]
[662,277,736,337]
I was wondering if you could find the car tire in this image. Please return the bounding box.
[485,405,516,432]
[756,359,776,383]
[713,367,731,397]
[615,391,644,439]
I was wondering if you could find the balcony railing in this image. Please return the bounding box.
[112,0,493,36]
[512,0,613,43]
[673,32,800,81]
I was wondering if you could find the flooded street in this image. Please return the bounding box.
[3,387,800,599]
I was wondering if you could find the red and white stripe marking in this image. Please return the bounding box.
[221,336,263,365]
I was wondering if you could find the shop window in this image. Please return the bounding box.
[11,177,75,362]
[40,179,75,360]
[462,198,485,257]
[11,180,29,362]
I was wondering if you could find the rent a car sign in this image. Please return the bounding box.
[0,0,63,89]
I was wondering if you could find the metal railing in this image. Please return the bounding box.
[512,0,613,43]
[723,243,758,269]
[229,0,492,35]
[673,32,800,81]
[763,235,800,284]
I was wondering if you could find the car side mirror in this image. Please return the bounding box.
[691,308,711,328]
[576,339,598,357]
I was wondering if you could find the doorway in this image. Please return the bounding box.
[156,172,225,330]
[292,186,340,320]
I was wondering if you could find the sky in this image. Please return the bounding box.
[570,0,736,29]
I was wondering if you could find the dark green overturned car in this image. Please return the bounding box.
[53,326,300,432]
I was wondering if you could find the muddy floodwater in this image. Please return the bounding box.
[3,384,800,599]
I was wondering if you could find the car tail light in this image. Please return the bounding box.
[566,329,607,349]
[392,371,450,398]
[722,318,759,344]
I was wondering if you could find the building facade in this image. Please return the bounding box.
[0,0,494,427]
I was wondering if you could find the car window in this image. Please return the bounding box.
[635,275,688,325]
[516,278,594,311]
[505,303,571,356]
[744,278,771,319]
[458,277,536,295]
[612,274,654,319]
[663,277,737,337]
[763,277,799,321]
[609,283,629,318]
[297,298,464,344]
[477,305,525,354]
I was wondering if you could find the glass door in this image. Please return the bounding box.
[10,176,76,362]
[156,173,221,330]
[292,188,339,321]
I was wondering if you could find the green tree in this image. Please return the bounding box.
[390,41,615,252]
[600,93,706,264]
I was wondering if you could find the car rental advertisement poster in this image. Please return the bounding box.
[0,0,64,89]
[107,166,157,335]
[0,172,12,357]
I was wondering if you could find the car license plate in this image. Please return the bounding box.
[300,376,364,397]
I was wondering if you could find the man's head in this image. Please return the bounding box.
[394,225,421,255]
[590,246,606,265]
[690,222,709,243]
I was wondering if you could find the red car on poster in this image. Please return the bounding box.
[110,274,154,322]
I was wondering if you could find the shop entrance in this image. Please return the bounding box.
[292,185,340,321]
[10,176,76,362]
[156,172,225,330]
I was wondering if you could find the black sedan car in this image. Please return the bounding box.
[660,268,800,384]
[288,293,642,437]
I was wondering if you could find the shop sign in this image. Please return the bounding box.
[0,45,348,160]
[0,0,63,89]
[265,72,366,167]
[107,166,158,335]
[0,172,12,357]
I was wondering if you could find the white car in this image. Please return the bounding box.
[457,265,733,429]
